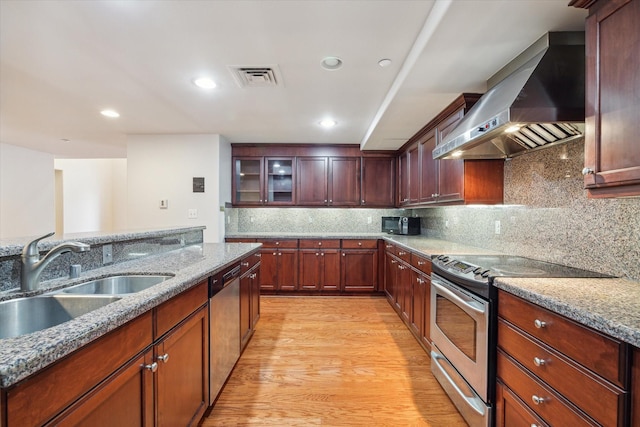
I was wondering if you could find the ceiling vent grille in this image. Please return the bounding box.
[228,65,283,88]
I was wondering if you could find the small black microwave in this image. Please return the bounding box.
[381,216,421,235]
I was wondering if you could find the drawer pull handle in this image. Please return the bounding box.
[534,319,546,329]
[532,395,545,405]
[241,262,249,267]
[157,353,169,363]
[391,260,397,264]
[533,357,546,367]
[398,251,406,256]
[144,362,158,372]
[417,261,425,265]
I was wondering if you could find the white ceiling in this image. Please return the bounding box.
[0,0,586,158]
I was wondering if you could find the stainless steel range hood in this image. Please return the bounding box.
[433,32,585,160]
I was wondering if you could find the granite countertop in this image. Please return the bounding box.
[494,277,640,348]
[0,226,206,257]
[0,242,261,388]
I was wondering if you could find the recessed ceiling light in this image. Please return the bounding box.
[320,57,343,71]
[319,119,337,128]
[378,58,392,67]
[100,109,120,118]
[452,150,463,158]
[193,77,217,89]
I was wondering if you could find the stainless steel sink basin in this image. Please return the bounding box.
[61,275,172,295]
[0,295,121,340]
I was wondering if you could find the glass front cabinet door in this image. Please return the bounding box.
[233,157,295,205]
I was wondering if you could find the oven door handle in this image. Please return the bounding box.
[432,279,486,315]
[431,350,487,417]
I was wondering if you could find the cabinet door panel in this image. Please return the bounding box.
[297,157,328,205]
[156,306,208,427]
[436,109,465,202]
[233,157,264,205]
[321,249,341,291]
[341,250,378,292]
[419,129,438,203]
[329,157,361,206]
[408,143,420,204]
[46,351,154,427]
[299,250,322,290]
[361,157,395,207]
[398,152,409,205]
[259,249,278,292]
[584,0,640,196]
[240,273,252,344]
[278,249,298,291]
[250,267,261,328]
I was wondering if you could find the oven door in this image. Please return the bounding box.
[430,273,489,401]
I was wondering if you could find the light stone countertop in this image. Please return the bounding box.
[494,277,640,348]
[0,242,261,388]
[0,226,206,257]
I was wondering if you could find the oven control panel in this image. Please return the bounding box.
[432,255,492,283]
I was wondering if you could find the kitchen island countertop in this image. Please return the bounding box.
[0,241,261,388]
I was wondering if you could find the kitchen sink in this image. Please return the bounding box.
[61,274,172,295]
[0,295,121,340]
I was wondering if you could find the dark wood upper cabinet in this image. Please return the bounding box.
[296,156,328,205]
[361,156,395,207]
[570,0,640,197]
[398,93,504,207]
[231,144,395,207]
[328,157,361,206]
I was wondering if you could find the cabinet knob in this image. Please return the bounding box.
[531,395,545,405]
[391,260,397,264]
[318,242,322,246]
[250,273,257,279]
[329,199,333,203]
[321,253,324,256]
[255,253,261,258]
[241,262,249,267]
[324,199,328,203]
[534,319,546,329]
[358,242,362,246]
[361,200,365,204]
[533,357,546,367]
[144,362,158,372]
[342,253,346,257]
[276,241,280,245]
[278,253,282,256]
[316,252,320,256]
[157,353,170,363]
[582,167,595,176]
[272,252,277,256]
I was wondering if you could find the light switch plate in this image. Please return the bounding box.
[188,209,198,219]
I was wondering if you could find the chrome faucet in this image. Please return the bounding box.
[21,232,90,291]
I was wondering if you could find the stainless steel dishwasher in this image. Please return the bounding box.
[209,263,241,405]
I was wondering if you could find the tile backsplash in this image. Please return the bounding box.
[418,138,640,281]
[227,138,640,281]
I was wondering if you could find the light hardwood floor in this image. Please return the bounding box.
[202,296,467,426]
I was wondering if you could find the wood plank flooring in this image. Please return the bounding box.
[202,296,467,426]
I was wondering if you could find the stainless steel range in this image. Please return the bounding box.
[429,254,609,427]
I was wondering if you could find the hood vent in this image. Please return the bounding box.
[229,65,282,88]
[433,32,585,160]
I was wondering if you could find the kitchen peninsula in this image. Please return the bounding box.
[0,226,261,426]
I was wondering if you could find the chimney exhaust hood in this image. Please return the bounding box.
[433,32,585,160]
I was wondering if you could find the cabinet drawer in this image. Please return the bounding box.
[394,247,411,262]
[497,351,597,426]
[156,281,208,338]
[410,253,431,275]
[225,238,257,243]
[498,319,625,427]
[498,291,627,387]
[384,242,396,254]
[497,381,548,427]
[259,239,298,249]
[341,239,378,249]
[299,239,340,249]
[240,251,261,274]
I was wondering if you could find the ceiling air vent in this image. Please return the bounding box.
[228,65,283,88]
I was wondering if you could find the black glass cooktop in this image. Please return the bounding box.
[431,254,612,300]
[442,254,611,279]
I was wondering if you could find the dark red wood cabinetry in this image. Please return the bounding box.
[232,145,395,207]
[298,240,341,291]
[259,239,298,292]
[571,0,640,198]
[398,94,504,207]
[341,240,379,292]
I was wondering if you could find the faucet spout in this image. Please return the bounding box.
[20,232,90,292]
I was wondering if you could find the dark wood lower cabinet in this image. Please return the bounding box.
[46,351,155,427]
[495,381,548,427]
[633,347,640,426]
[299,249,341,291]
[156,306,209,427]
[341,249,378,292]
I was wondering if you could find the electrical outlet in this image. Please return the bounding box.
[308,217,313,223]
[227,216,231,224]
[102,244,113,264]
[445,220,449,228]
[250,216,254,223]
[367,216,372,224]
[188,209,198,219]
[159,199,168,209]
[495,220,501,235]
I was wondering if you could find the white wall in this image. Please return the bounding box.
[127,134,230,243]
[0,143,55,238]
[54,159,128,233]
